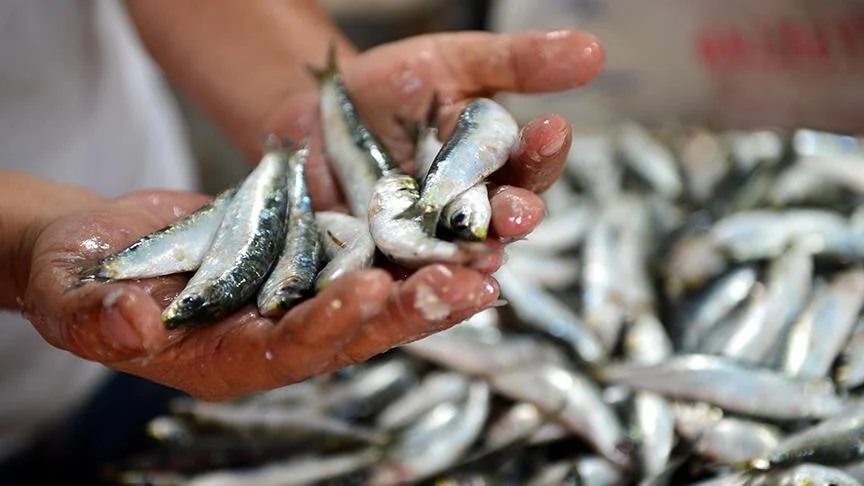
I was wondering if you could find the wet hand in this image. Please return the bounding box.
[21,30,605,401]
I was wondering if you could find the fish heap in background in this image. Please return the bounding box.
[80,45,516,328]
[112,120,864,486]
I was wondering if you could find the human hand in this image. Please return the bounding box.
[21,30,604,401]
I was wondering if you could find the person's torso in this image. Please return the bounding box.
[0,0,199,458]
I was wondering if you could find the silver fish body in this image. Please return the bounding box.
[489,364,631,468]
[92,186,236,280]
[761,464,863,486]
[312,46,394,218]
[495,265,607,365]
[369,380,491,485]
[835,316,864,390]
[375,371,470,431]
[597,354,844,420]
[257,143,323,316]
[780,268,864,379]
[183,448,381,486]
[581,215,626,350]
[618,121,684,200]
[680,266,758,351]
[693,418,782,465]
[414,112,492,242]
[161,147,290,327]
[414,98,519,233]
[369,172,485,268]
[314,211,375,290]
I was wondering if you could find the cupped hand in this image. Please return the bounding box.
[22,29,604,401]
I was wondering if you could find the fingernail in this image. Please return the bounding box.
[101,291,141,350]
[539,125,567,157]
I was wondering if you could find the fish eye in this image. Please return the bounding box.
[451,212,470,230]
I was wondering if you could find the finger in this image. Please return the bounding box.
[489,186,546,242]
[113,190,213,223]
[166,269,393,400]
[432,30,605,96]
[325,264,500,371]
[491,114,572,193]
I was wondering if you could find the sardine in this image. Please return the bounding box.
[369,380,491,485]
[780,268,864,379]
[677,128,731,203]
[505,251,581,291]
[835,316,864,390]
[618,121,684,200]
[410,98,519,233]
[86,186,236,280]
[581,214,626,351]
[309,43,394,218]
[413,97,492,242]
[761,464,862,486]
[183,448,381,486]
[489,364,631,468]
[750,405,864,472]
[507,201,594,253]
[692,418,782,465]
[375,371,470,431]
[596,354,844,420]
[680,266,758,351]
[161,142,290,327]
[495,265,607,365]
[313,211,375,290]
[565,131,622,203]
[369,171,488,268]
[574,456,628,486]
[257,141,323,316]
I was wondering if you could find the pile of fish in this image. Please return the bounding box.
[110,119,864,486]
[80,45,514,327]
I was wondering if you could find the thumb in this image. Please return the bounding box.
[431,29,605,96]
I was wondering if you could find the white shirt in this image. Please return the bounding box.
[0,0,198,458]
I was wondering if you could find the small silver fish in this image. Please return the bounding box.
[835,316,864,390]
[375,371,470,431]
[86,186,236,280]
[750,405,864,472]
[489,364,631,468]
[762,464,863,486]
[496,265,607,365]
[410,98,519,233]
[692,418,782,465]
[680,266,759,351]
[184,448,382,486]
[257,141,323,316]
[161,142,290,327]
[505,250,581,291]
[618,121,684,200]
[483,402,545,451]
[369,380,491,485]
[574,456,628,486]
[780,268,864,379]
[507,200,594,254]
[565,131,622,203]
[581,215,626,350]
[597,354,844,420]
[309,43,394,218]
[413,96,492,242]
[676,128,731,203]
[369,171,488,268]
[314,211,375,290]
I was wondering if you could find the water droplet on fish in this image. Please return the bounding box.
[265,350,274,361]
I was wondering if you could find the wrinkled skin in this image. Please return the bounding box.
[21,30,604,401]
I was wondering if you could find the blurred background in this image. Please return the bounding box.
[180,0,491,195]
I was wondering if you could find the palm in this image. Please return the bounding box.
[22,30,603,400]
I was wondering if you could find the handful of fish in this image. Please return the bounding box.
[111,122,864,486]
[78,45,517,326]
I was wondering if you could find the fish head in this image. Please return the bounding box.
[446,208,488,242]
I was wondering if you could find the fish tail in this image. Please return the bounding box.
[55,256,111,284]
[306,40,340,84]
[424,91,440,130]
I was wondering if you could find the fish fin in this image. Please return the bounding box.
[326,230,346,249]
[54,256,111,284]
[306,40,340,84]
[424,91,440,130]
